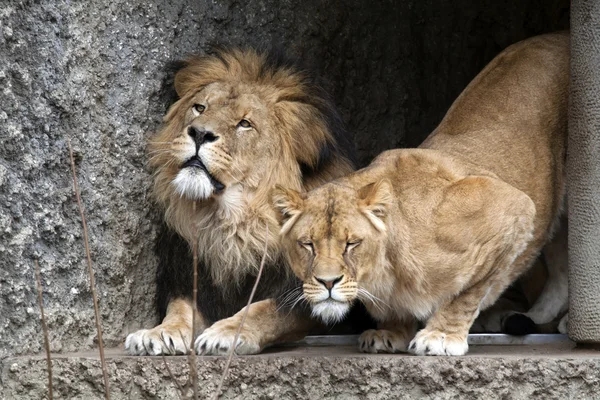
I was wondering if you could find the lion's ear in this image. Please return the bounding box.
[271,186,305,235]
[358,180,393,232]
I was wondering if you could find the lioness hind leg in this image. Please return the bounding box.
[359,318,418,353]
[503,223,569,334]
[125,298,205,356]
[195,299,317,355]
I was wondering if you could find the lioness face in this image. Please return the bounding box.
[273,181,392,323]
[164,81,284,201]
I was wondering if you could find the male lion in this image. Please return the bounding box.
[273,32,568,356]
[125,49,359,356]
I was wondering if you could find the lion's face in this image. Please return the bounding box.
[148,49,354,282]
[165,81,285,200]
[272,181,392,324]
[150,50,351,220]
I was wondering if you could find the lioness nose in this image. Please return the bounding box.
[315,275,344,291]
[188,126,218,149]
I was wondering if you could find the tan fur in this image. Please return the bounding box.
[150,49,352,285]
[195,299,316,355]
[274,33,569,355]
[126,49,353,356]
[124,298,204,355]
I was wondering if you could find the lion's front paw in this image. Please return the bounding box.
[408,328,468,356]
[125,324,192,356]
[195,318,262,356]
[359,329,410,353]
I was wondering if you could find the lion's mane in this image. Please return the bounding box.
[149,49,354,322]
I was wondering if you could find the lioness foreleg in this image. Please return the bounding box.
[408,282,490,356]
[195,299,317,355]
[125,298,206,355]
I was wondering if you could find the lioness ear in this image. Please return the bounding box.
[358,180,393,232]
[271,186,305,235]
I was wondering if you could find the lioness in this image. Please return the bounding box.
[125,49,363,356]
[273,32,568,355]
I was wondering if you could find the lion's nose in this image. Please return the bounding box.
[315,275,344,291]
[188,126,219,149]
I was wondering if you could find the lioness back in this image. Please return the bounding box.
[274,32,569,356]
[422,32,569,245]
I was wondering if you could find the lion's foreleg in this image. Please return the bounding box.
[195,299,316,355]
[125,298,206,355]
[358,317,418,353]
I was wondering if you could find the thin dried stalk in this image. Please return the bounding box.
[212,223,269,400]
[67,138,111,399]
[162,355,186,399]
[188,201,199,400]
[34,259,54,400]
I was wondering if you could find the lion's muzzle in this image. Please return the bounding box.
[188,126,219,149]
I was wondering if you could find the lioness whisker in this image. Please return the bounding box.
[358,288,390,314]
[283,294,307,316]
[276,289,304,312]
[277,287,302,307]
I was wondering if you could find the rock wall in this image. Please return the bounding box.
[0,0,569,358]
[568,0,600,343]
[3,346,600,399]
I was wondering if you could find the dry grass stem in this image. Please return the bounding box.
[67,138,111,400]
[212,223,270,400]
[162,355,187,399]
[34,259,54,400]
[188,200,199,400]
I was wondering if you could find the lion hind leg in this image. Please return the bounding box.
[125,298,205,356]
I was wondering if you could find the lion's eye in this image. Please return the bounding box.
[192,104,205,116]
[345,240,361,253]
[298,240,314,254]
[237,119,252,129]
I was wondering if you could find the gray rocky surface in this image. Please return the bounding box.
[3,345,600,399]
[0,0,569,363]
[568,0,600,343]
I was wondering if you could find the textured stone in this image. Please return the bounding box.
[0,0,569,361]
[568,0,600,343]
[2,345,600,399]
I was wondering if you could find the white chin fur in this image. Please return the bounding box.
[172,169,214,200]
[311,301,350,325]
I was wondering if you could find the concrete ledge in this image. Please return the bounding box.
[3,340,600,399]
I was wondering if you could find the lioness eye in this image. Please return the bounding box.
[298,240,314,253]
[192,104,205,116]
[238,119,252,129]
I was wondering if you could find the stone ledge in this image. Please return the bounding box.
[2,342,600,399]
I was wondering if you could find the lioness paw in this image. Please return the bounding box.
[125,325,191,356]
[359,329,410,353]
[195,319,261,356]
[408,328,468,356]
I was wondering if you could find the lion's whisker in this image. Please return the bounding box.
[148,153,174,163]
